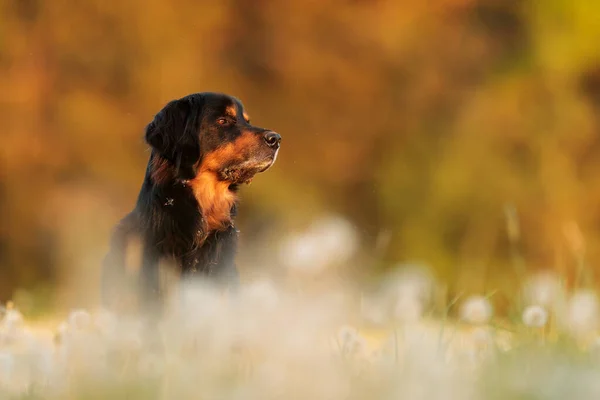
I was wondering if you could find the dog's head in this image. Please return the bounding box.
[145,92,281,184]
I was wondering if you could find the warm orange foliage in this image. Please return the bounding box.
[2,0,600,310]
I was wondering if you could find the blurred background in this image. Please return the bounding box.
[2,0,600,316]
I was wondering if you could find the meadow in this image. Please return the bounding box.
[3,1,600,399]
[1,219,599,400]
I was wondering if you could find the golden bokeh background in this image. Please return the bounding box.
[2,0,600,314]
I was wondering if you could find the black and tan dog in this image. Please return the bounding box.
[102,92,281,312]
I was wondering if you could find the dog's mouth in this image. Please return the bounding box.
[220,150,278,185]
[254,157,276,174]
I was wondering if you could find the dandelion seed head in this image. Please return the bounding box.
[278,215,358,273]
[242,279,280,310]
[523,272,563,309]
[459,295,493,325]
[360,297,388,326]
[310,215,358,264]
[93,309,117,337]
[176,281,225,322]
[365,263,434,325]
[2,309,24,330]
[279,234,322,272]
[387,264,435,305]
[1,309,24,345]
[522,305,549,328]
[561,290,599,337]
[68,309,92,331]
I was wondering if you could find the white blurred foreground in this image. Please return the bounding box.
[2,266,600,399]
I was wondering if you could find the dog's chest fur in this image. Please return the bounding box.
[140,179,236,259]
[188,171,237,234]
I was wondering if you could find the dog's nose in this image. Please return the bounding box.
[263,131,281,148]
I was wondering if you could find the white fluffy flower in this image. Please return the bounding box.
[523,272,563,309]
[459,295,493,325]
[390,265,434,303]
[360,297,388,325]
[2,309,23,330]
[279,215,358,273]
[242,279,280,310]
[1,309,24,344]
[562,290,599,337]
[176,281,225,322]
[68,309,92,331]
[93,309,117,337]
[365,264,434,325]
[522,305,549,328]
[311,216,358,263]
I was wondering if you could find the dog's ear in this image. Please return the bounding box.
[145,97,202,180]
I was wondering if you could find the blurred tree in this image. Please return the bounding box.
[2,0,600,309]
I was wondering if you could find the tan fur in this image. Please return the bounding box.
[189,171,237,232]
[189,131,260,232]
[149,127,261,234]
[201,132,258,170]
[225,105,237,118]
[227,105,251,123]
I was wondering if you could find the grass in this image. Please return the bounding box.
[1,267,600,400]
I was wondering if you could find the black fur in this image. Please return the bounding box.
[101,92,280,313]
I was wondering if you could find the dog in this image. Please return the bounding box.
[101,92,281,312]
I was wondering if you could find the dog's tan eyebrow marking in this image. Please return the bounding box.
[225,105,237,118]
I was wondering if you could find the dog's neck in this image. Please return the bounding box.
[188,170,237,233]
[150,154,238,234]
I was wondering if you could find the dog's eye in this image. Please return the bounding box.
[217,118,230,126]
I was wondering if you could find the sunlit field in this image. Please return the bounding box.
[4,1,600,399]
[1,216,600,400]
